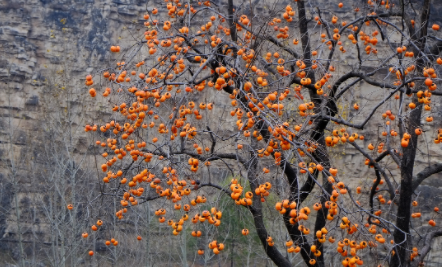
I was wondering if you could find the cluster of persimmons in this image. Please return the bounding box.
[74,0,442,265]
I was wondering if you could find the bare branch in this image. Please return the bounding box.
[412,163,442,192]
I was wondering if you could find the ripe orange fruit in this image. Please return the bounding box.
[89,88,96,97]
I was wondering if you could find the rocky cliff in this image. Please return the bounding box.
[1,0,442,266]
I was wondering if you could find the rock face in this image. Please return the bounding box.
[0,1,157,265]
[1,0,442,266]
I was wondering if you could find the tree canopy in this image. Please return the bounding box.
[81,0,442,266]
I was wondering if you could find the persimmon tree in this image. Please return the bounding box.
[82,0,442,266]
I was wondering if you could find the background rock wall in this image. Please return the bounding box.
[1,0,442,266]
